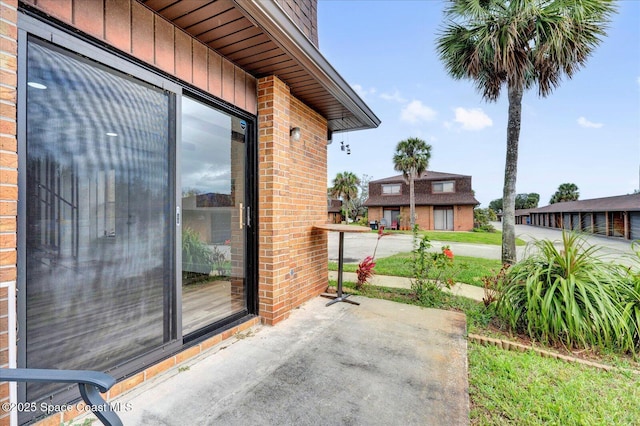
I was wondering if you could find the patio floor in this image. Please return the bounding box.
[111,295,469,425]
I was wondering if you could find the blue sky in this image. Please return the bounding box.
[318,0,640,208]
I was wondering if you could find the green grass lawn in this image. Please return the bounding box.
[374,229,526,246]
[469,343,640,425]
[332,281,640,426]
[330,252,503,287]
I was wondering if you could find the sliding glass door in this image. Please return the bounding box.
[20,23,256,409]
[180,97,248,337]
[24,37,175,400]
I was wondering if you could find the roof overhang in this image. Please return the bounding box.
[141,0,380,133]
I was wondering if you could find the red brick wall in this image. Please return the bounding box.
[367,205,474,231]
[276,0,318,47]
[0,0,18,424]
[257,76,328,325]
[455,205,475,231]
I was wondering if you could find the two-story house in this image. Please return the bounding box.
[364,172,479,231]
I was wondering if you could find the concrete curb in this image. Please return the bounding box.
[328,270,486,302]
[468,333,640,375]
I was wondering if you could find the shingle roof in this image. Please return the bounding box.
[371,171,470,184]
[365,192,479,207]
[522,193,640,214]
[365,171,479,207]
[328,199,342,213]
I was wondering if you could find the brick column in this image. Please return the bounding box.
[257,76,329,325]
[257,76,293,325]
[0,1,18,425]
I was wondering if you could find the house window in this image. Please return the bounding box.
[382,184,401,194]
[432,181,455,193]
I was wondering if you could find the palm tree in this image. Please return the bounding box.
[392,137,432,229]
[550,183,579,204]
[329,171,360,223]
[436,0,615,264]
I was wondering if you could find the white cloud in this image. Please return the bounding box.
[379,90,407,103]
[352,84,376,100]
[577,116,603,128]
[400,100,437,123]
[453,107,493,131]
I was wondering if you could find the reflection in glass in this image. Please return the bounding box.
[25,38,172,400]
[181,97,246,335]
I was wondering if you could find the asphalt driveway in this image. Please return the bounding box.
[329,223,637,267]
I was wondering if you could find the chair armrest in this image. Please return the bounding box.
[0,368,122,426]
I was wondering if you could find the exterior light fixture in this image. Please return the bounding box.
[290,127,301,141]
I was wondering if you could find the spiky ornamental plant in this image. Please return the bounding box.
[497,231,634,352]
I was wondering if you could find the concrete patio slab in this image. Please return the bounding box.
[110,296,469,425]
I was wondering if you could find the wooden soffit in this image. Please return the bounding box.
[140,0,380,133]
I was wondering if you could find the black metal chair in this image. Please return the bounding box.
[0,368,123,426]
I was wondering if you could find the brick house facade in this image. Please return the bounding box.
[0,0,379,424]
[365,172,479,231]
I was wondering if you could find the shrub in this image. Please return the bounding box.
[496,231,635,352]
[472,224,496,233]
[410,225,457,304]
[356,256,376,290]
[354,225,388,290]
[620,242,640,348]
[182,228,214,275]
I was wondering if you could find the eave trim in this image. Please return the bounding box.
[232,0,381,131]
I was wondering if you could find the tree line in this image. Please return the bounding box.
[489,183,580,214]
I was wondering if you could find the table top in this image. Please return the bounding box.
[313,224,371,233]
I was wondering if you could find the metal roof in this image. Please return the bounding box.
[140,0,380,132]
[523,193,640,213]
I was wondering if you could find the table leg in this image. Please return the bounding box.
[325,231,359,306]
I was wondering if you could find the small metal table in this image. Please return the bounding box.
[314,223,370,306]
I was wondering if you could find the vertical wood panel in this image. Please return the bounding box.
[207,52,222,98]
[154,14,174,74]
[131,1,155,64]
[192,40,208,90]
[245,76,257,115]
[174,29,192,83]
[221,58,235,104]
[105,0,131,53]
[233,66,246,110]
[73,0,104,40]
[33,0,72,23]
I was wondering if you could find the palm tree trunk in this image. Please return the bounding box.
[409,171,416,229]
[502,84,523,264]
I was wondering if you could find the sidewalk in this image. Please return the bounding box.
[329,271,486,302]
